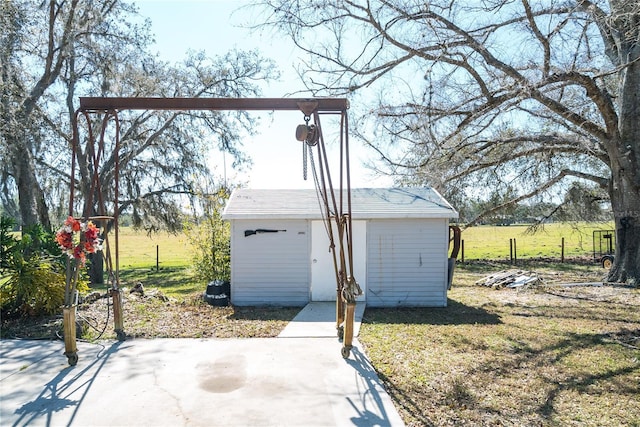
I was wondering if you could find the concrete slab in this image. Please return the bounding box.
[278,302,366,338]
[0,336,404,426]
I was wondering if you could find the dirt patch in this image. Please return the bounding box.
[1,289,301,340]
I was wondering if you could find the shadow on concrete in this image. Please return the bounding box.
[0,340,60,382]
[10,341,123,427]
[345,346,400,427]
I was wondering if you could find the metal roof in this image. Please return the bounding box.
[222,188,458,220]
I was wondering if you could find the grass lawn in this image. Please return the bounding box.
[112,222,614,296]
[5,225,636,425]
[111,222,616,299]
[118,227,191,269]
[113,227,202,296]
[359,261,640,426]
[459,222,614,261]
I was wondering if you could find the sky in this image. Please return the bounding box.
[134,0,393,190]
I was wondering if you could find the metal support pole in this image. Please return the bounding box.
[341,302,356,358]
[336,288,345,339]
[63,307,78,365]
[111,288,125,341]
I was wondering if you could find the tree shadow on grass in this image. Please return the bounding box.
[538,362,639,419]
[367,314,639,425]
[402,329,640,424]
[363,299,502,325]
[469,329,640,422]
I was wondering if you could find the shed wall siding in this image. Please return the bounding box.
[230,219,309,306]
[367,219,448,307]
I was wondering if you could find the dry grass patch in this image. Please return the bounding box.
[359,262,640,426]
[1,291,300,340]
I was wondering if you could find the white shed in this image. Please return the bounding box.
[221,187,458,307]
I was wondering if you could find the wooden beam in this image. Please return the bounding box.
[79,97,349,112]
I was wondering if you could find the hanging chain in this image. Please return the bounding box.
[303,142,307,180]
[302,115,310,180]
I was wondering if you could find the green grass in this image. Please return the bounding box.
[359,261,640,426]
[117,227,191,269]
[459,222,614,260]
[117,267,202,296]
[115,222,611,269]
[108,223,616,298]
[98,227,201,297]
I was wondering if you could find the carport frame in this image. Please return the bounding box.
[64,97,359,364]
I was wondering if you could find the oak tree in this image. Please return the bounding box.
[257,0,640,283]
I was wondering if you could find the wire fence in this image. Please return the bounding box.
[114,224,615,271]
[117,232,192,270]
[456,223,615,264]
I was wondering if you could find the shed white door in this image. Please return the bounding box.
[311,220,366,301]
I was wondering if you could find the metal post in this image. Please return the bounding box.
[63,307,78,365]
[510,238,514,264]
[341,302,356,358]
[111,288,125,340]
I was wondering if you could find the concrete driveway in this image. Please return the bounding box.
[0,303,405,427]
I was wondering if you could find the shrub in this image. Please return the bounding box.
[0,256,66,316]
[184,188,230,283]
[0,217,87,317]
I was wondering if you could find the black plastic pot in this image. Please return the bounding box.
[203,292,229,307]
[206,281,225,295]
[222,280,230,296]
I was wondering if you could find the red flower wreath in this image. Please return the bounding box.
[55,216,103,264]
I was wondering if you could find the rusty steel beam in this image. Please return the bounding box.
[79,97,349,112]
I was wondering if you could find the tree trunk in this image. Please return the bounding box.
[608,181,640,284]
[8,138,51,231]
[608,39,640,285]
[88,252,104,285]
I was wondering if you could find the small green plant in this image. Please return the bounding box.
[184,187,231,283]
[0,217,87,317]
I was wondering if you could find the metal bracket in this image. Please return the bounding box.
[297,100,319,117]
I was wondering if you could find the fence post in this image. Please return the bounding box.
[561,237,565,263]
[461,239,465,264]
[156,245,159,272]
[509,238,513,264]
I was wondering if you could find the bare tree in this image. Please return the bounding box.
[1,0,145,229]
[1,0,278,233]
[255,0,640,284]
